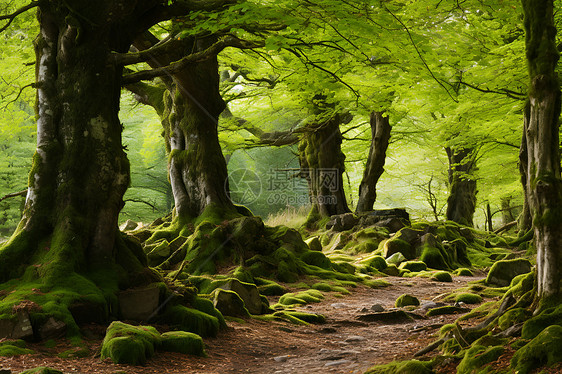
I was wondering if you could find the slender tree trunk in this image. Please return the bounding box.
[356,111,391,213]
[521,0,562,306]
[299,114,350,218]
[445,147,477,226]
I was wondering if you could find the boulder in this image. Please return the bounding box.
[385,252,407,265]
[118,285,160,322]
[399,261,427,272]
[486,259,533,287]
[374,217,406,233]
[0,312,33,340]
[38,318,66,340]
[395,294,420,308]
[326,213,358,231]
[218,279,265,315]
[212,289,250,317]
[384,238,414,260]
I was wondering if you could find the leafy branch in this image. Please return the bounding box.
[0,1,39,33]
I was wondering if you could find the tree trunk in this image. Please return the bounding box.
[445,147,477,226]
[500,196,516,225]
[356,111,391,213]
[299,113,350,218]
[521,0,562,305]
[0,2,156,327]
[132,35,235,220]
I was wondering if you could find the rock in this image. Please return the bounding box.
[385,252,407,265]
[273,355,291,362]
[330,303,348,308]
[326,213,358,231]
[395,228,423,245]
[325,359,353,366]
[345,335,367,343]
[384,238,414,260]
[38,318,66,340]
[0,312,34,340]
[357,310,416,324]
[218,279,264,315]
[486,259,532,287]
[118,284,160,322]
[370,304,385,312]
[212,289,250,317]
[304,236,322,251]
[374,217,406,233]
[395,294,420,308]
[399,261,427,272]
[382,264,400,276]
[119,219,138,231]
[420,301,446,310]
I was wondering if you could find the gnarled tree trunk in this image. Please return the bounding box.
[445,147,477,226]
[522,0,562,305]
[356,111,391,213]
[299,112,350,219]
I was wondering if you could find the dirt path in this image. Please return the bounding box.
[0,275,481,374]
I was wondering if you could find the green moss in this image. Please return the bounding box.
[161,331,205,356]
[19,368,63,374]
[365,279,392,288]
[160,305,220,337]
[0,339,34,356]
[486,259,532,287]
[498,308,531,330]
[382,264,400,276]
[419,244,449,270]
[278,290,324,306]
[283,311,326,324]
[454,268,473,276]
[457,344,504,374]
[191,296,226,329]
[395,294,420,307]
[455,293,482,304]
[312,282,333,292]
[427,306,466,317]
[358,255,388,271]
[431,271,453,282]
[365,359,433,374]
[255,278,286,296]
[100,321,161,365]
[399,261,427,272]
[521,303,562,340]
[383,238,414,260]
[511,325,562,374]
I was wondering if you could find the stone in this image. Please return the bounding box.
[212,289,250,317]
[486,259,532,287]
[395,228,423,245]
[370,304,385,312]
[118,285,160,322]
[119,219,138,231]
[327,213,358,231]
[385,252,407,265]
[357,310,416,324]
[374,217,406,233]
[399,261,427,272]
[395,294,420,308]
[384,238,414,260]
[218,279,264,315]
[304,236,322,251]
[0,312,33,340]
[325,359,353,366]
[38,317,66,340]
[274,355,291,362]
[345,335,367,343]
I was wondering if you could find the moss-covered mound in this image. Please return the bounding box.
[395,294,420,308]
[365,359,433,374]
[19,368,63,374]
[0,339,34,356]
[511,324,562,374]
[101,321,206,365]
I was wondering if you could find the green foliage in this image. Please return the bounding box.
[100,321,162,365]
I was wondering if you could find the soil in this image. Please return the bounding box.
[0,275,496,374]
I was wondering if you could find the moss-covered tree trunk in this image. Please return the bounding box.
[299,113,350,219]
[0,2,158,331]
[445,147,477,226]
[518,116,533,233]
[131,35,235,221]
[356,111,391,213]
[521,0,562,306]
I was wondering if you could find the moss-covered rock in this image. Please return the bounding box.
[383,238,414,260]
[431,271,453,282]
[457,344,504,374]
[399,261,427,272]
[454,268,473,276]
[454,293,482,304]
[521,303,562,340]
[304,236,322,251]
[385,252,407,265]
[211,289,250,317]
[0,339,34,356]
[511,325,562,374]
[161,331,205,356]
[255,278,286,296]
[100,321,161,365]
[382,263,400,276]
[358,255,388,271]
[278,290,324,306]
[160,305,220,337]
[486,259,532,287]
[395,294,420,308]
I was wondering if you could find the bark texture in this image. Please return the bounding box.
[298,110,350,218]
[356,111,391,213]
[518,129,533,232]
[521,0,562,304]
[445,147,477,227]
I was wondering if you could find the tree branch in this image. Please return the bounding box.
[0,1,39,33]
[120,36,264,85]
[459,80,526,100]
[0,190,27,203]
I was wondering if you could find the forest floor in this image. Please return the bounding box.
[0,274,517,374]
